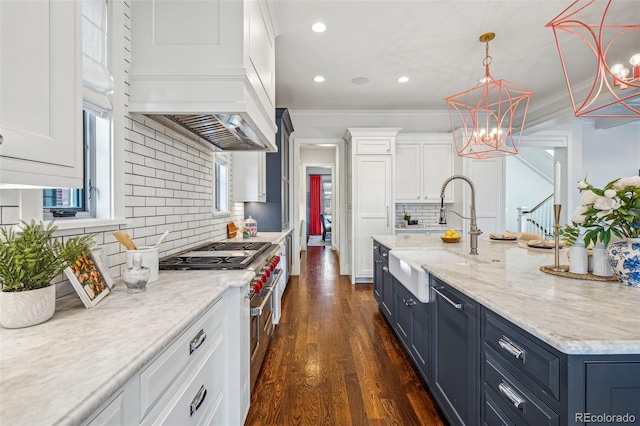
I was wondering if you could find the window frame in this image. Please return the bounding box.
[213,153,230,216]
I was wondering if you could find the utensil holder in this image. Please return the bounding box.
[127,247,159,283]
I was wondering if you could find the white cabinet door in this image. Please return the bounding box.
[423,143,454,202]
[232,152,266,202]
[355,155,391,280]
[0,0,82,188]
[395,143,421,202]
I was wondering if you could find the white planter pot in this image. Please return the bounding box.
[0,285,56,328]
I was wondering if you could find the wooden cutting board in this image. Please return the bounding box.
[227,221,238,238]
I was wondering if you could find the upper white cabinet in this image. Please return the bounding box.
[0,0,82,188]
[129,0,278,151]
[395,134,455,203]
[232,152,266,202]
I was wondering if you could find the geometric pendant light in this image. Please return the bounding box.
[546,0,640,118]
[445,33,533,159]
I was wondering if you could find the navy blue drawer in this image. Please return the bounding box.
[484,354,559,426]
[484,311,560,402]
[484,391,516,426]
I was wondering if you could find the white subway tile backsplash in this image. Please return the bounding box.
[0,190,20,205]
[131,119,156,138]
[1,207,20,225]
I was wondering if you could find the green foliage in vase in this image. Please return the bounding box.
[562,176,640,247]
[0,221,94,292]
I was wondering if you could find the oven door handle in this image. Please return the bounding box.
[266,269,283,290]
[250,287,273,317]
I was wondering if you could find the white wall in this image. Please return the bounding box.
[581,122,640,188]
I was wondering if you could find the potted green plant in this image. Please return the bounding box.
[0,221,93,328]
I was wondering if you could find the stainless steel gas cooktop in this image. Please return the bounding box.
[159,241,272,270]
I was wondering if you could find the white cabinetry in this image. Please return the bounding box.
[395,134,455,203]
[346,128,399,283]
[85,283,250,426]
[0,0,82,188]
[232,152,266,202]
[129,0,278,151]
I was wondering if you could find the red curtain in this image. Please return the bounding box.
[309,175,322,235]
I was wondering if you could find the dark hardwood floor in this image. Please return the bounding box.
[245,246,447,425]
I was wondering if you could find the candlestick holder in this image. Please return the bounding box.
[550,204,569,272]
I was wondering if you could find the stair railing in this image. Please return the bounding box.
[517,194,554,238]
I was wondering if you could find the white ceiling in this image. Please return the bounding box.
[273,0,640,128]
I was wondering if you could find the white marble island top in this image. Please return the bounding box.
[0,269,254,426]
[372,234,640,355]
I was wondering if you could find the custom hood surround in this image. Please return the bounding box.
[128,0,279,152]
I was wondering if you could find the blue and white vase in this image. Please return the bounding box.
[607,238,640,287]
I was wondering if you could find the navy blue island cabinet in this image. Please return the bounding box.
[371,244,640,426]
[244,108,293,231]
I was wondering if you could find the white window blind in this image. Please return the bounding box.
[83,0,113,110]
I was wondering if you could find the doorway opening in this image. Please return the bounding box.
[306,167,332,247]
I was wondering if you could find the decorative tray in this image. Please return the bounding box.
[540,265,618,282]
[489,233,517,241]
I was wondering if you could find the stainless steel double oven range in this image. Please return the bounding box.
[159,240,282,392]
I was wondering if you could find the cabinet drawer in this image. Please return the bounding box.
[484,311,560,401]
[88,392,124,426]
[484,355,559,426]
[379,245,390,261]
[355,138,391,154]
[140,297,223,419]
[152,335,225,426]
[483,391,516,426]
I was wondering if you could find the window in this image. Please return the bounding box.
[43,111,97,217]
[43,0,114,220]
[214,154,229,214]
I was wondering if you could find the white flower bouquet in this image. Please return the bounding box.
[563,176,640,246]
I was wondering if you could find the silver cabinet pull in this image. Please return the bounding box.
[382,266,389,272]
[498,336,525,361]
[433,287,463,309]
[382,252,388,257]
[373,245,379,250]
[498,381,525,410]
[189,329,207,354]
[189,385,207,416]
[403,298,416,306]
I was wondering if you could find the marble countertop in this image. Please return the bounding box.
[0,229,292,425]
[372,234,640,355]
[0,269,254,425]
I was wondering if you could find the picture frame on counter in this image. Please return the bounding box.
[64,251,113,308]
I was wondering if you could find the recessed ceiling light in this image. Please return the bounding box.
[398,76,409,83]
[311,22,326,33]
[351,77,370,85]
[314,75,325,83]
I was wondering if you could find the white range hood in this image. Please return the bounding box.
[128,0,278,152]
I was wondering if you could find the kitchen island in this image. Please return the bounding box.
[372,234,640,426]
